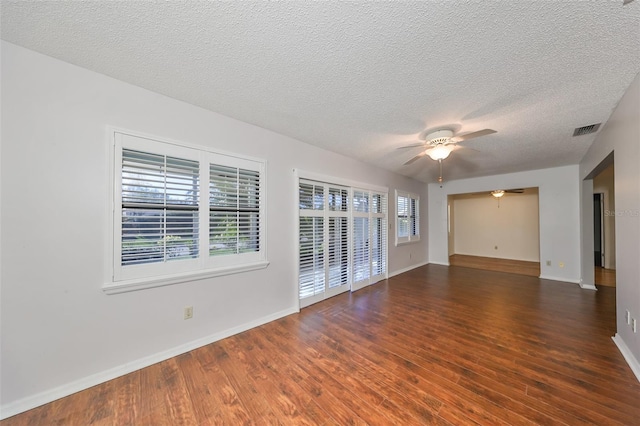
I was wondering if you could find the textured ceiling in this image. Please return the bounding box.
[2,1,639,183]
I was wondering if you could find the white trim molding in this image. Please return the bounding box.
[389,261,429,278]
[579,282,598,291]
[612,334,640,383]
[538,275,581,284]
[0,306,298,420]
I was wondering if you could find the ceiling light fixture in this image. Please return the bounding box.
[491,190,505,198]
[427,144,453,161]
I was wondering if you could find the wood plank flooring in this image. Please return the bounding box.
[449,254,541,277]
[3,264,639,425]
[595,267,616,287]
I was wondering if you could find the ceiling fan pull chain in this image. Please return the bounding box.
[438,159,443,183]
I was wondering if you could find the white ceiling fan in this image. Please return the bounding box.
[398,127,497,183]
[398,128,497,166]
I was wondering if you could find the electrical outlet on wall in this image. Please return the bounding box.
[546,260,551,266]
[184,306,194,320]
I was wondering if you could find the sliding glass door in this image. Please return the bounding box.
[299,180,350,308]
[298,178,387,308]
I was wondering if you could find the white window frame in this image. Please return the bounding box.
[395,190,420,246]
[105,128,268,294]
[295,169,388,308]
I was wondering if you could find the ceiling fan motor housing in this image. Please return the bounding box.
[426,129,455,146]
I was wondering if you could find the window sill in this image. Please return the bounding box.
[103,260,270,295]
[395,237,421,247]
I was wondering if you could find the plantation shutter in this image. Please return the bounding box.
[298,177,386,306]
[298,216,325,298]
[352,190,370,286]
[121,149,199,266]
[410,197,419,237]
[397,194,409,238]
[299,181,326,300]
[209,165,260,256]
[371,193,387,278]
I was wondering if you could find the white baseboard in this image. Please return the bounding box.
[0,307,299,420]
[388,261,429,278]
[579,282,598,291]
[427,261,449,267]
[612,334,640,383]
[538,275,581,284]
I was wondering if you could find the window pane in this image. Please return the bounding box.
[328,217,349,288]
[300,182,324,210]
[353,216,370,282]
[353,191,369,213]
[122,150,165,205]
[209,212,238,256]
[238,212,260,253]
[210,164,261,257]
[121,149,199,266]
[372,217,387,276]
[397,195,408,217]
[299,216,324,299]
[166,210,199,260]
[122,208,163,266]
[328,187,349,212]
[165,156,199,206]
[210,164,238,208]
[371,194,382,213]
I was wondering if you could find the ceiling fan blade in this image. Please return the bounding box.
[396,142,426,150]
[404,151,427,165]
[452,129,497,142]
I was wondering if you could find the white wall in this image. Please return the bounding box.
[429,165,581,283]
[452,190,540,262]
[579,73,640,379]
[0,42,429,416]
[593,166,616,270]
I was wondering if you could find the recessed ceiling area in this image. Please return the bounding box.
[2,1,638,182]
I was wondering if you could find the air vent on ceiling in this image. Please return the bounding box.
[573,123,601,137]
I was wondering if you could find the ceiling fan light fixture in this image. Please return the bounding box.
[491,190,505,198]
[427,145,453,161]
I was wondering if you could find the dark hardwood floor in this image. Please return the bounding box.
[449,254,540,277]
[595,267,616,287]
[3,264,639,425]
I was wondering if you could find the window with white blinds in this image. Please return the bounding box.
[121,149,200,266]
[209,165,260,256]
[109,130,267,293]
[371,193,388,278]
[396,190,420,245]
[352,191,370,284]
[298,177,387,307]
[299,216,324,299]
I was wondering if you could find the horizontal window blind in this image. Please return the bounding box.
[111,131,267,289]
[328,217,349,288]
[298,177,387,305]
[299,182,324,210]
[299,216,325,299]
[372,193,387,277]
[353,216,370,283]
[396,191,419,244]
[209,165,260,256]
[121,149,199,266]
[397,194,409,238]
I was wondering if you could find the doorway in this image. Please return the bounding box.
[593,193,603,268]
[447,187,541,277]
[592,163,616,287]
